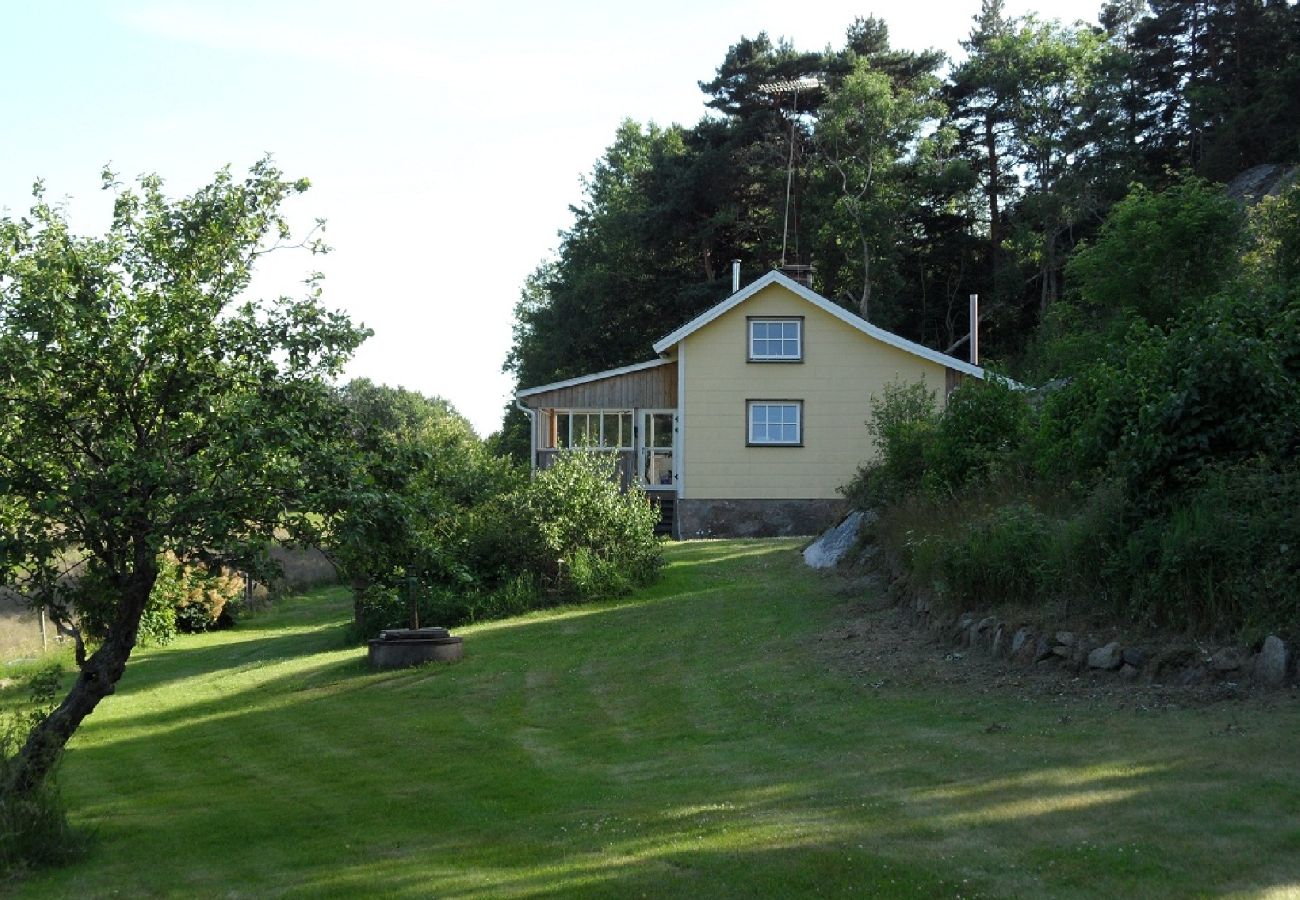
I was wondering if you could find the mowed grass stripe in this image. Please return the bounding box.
[8,540,1300,898]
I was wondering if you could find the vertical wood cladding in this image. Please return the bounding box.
[520,363,676,410]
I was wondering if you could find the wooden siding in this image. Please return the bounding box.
[945,366,966,397]
[520,363,676,410]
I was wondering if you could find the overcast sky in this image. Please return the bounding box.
[0,0,1100,435]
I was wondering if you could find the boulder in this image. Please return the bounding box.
[1255,635,1289,688]
[1011,628,1033,657]
[1055,631,1077,648]
[1119,663,1140,682]
[1088,641,1123,670]
[803,511,869,569]
[1210,646,1247,672]
[1121,647,1146,669]
[991,626,1006,658]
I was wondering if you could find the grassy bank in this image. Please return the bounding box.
[7,540,1300,897]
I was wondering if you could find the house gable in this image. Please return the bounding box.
[676,280,950,502]
[653,270,985,378]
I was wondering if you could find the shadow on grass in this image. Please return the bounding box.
[108,538,801,702]
[21,538,1300,898]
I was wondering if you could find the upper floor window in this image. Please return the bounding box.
[748,318,802,361]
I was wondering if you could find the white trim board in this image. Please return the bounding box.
[652,270,987,379]
[516,357,675,399]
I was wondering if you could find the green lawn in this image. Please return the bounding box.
[8,539,1300,898]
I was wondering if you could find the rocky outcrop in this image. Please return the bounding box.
[1225,164,1300,205]
[803,512,871,569]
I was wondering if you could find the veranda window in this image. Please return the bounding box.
[552,410,633,449]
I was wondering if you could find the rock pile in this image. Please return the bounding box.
[907,595,1295,690]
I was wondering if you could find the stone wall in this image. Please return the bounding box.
[905,593,1297,690]
[677,498,845,539]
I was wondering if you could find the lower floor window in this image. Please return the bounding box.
[748,401,801,445]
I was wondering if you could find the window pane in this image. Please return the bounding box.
[783,424,798,443]
[556,413,570,448]
[652,413,673,447]
[620,413,633,448]
[602,413,620,448]
[783,321,799,339]
[783,339,798,357]
[752,405,767,424]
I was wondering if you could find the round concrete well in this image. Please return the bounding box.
[368,627,464,669]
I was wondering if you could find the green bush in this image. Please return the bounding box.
[350,451,662,638]
[924,376,1030,494]
[0,666,91,875]
[1066,177,1244,327]
[841,378,938,505]
[855,180,1300,641]
[522,452,662,597]
[77,553,243,646]
[1118,462,1300,639]
[842,375,1030,506]
[940,503,1055,608]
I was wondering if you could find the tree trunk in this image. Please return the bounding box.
[351,575,370,630]
[5,565,156,798]
[984,112,1001,283]
[1040,228,1058,315]
[859,228,873,320]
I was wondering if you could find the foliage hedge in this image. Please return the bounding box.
[351,452,661,638]
[844,179,1300,640]
[76,553,242,647]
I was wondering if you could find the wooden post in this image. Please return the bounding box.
[969,294,979,366]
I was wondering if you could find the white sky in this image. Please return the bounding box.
[0,0,1099,435]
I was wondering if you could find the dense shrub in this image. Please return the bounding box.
[939,503,1055,608]
[352,452,662,636]
[845,178,1300,640]
[0,666,91,875]
[77,554,243,646]
[1118,462,1300,639]
[924,377,1030,494]
[1066,177,1244,327]
[522,452,661,598]
[841,378,937,505]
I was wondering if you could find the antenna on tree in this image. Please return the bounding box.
[759,76,823,269]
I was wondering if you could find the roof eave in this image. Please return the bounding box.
[652,270,992,379]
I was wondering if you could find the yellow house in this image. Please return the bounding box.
[515,270,986,537]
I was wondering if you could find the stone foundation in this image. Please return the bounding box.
[676,498,846,539]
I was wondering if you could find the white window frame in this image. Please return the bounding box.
[552,409,633,450]
[747,401,802,446]
[748,317,803,362]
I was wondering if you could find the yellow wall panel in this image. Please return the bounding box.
[681,283,946,500]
